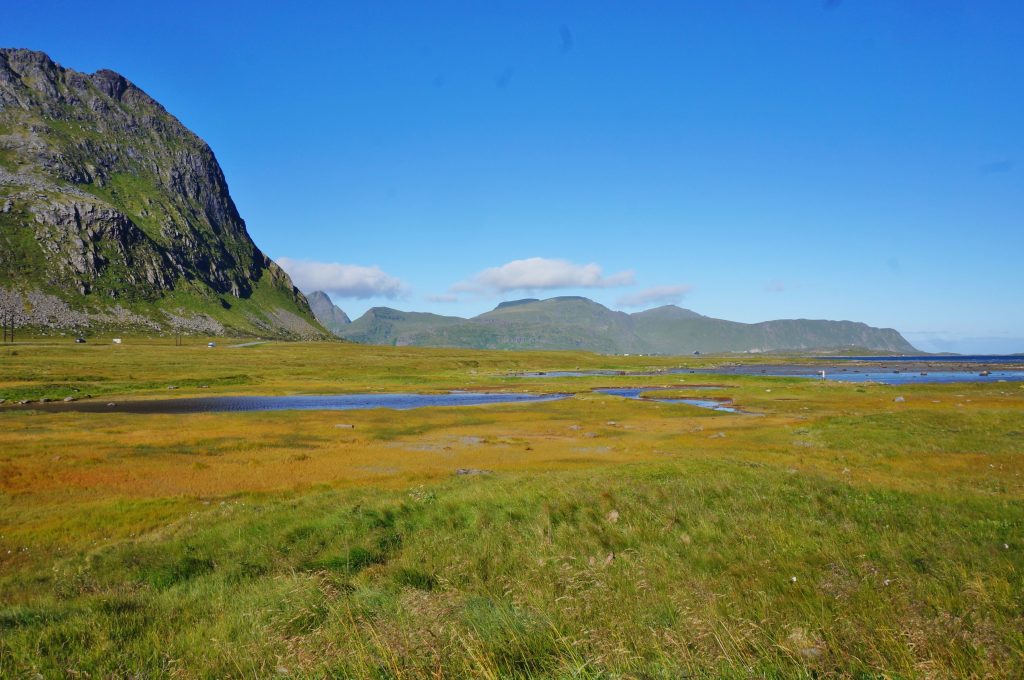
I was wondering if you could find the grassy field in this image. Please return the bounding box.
[1,338,1022,677]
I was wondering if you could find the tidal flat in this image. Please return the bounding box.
[1,339,1022,677]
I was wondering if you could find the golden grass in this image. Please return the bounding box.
[2,349,1021,539]
[0,339,1022,677]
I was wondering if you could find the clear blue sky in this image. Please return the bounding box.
[5,1,1023,352]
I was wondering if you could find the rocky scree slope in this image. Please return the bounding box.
[0,48,325,337]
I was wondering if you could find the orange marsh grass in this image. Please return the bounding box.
[0,339,1022,677]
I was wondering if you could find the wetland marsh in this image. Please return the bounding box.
[1,339,1022,677]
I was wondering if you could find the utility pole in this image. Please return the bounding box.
[1,304,23,343]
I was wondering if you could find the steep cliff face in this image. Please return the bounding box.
[0,48,325,337]
[306,291,351,335]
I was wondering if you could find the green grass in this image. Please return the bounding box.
[80,171,176,245]
[0,340,1022,677]
[2,465,1020,677]
[0,146,21,172]
[0,209,53,291]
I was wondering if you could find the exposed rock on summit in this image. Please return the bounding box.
[306,290,351,336]
[0,48,325,337]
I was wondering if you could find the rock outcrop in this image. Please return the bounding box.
[306,290,351,335]
[0,48,325,337]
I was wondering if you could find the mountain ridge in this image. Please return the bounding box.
[306,290,351,334]
[336,297,917,354]
[0,48,326,337]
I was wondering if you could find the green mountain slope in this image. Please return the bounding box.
[338,297,917,354]
[341,307,466,346]
[0,48,326,337]
[631,311,914,354]
[471,296,643,352]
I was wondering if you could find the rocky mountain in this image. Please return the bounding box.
[306,290,351,334]
[0,48,325,337]
[339,296,917,354]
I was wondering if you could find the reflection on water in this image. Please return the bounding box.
[19,386,748,415]
[24,392,571,414]
[517,368,1023,385]
[515,370,629,377]
[595,388,737,413]
[760,371,1023,385]
[831,355,1023,364]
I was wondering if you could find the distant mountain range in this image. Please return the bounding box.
[0,47,918,352]
[308,292,916,354]
[0,49,325,337]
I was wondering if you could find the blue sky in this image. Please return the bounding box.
[5,1,1023,352]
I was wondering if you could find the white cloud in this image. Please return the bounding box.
[453,257,634,294]
[426,293,459,303]
[276,257,408,299]
[616,284,693,308]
